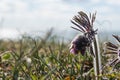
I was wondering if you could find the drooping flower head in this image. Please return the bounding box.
[70,35,90,55]
[104,35,120,67]
[70,11,97,55]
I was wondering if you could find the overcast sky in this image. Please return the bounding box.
[0,0,120,38]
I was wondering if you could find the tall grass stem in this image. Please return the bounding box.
[92,35,102,80]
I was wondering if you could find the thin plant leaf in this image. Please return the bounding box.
[105,42,118,49]
[71,20,85,32]
[113,35,120,43]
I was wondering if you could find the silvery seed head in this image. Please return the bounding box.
[104,35,120,67]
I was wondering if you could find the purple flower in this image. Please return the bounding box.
[70,11,97,56]
[70,35,89,55]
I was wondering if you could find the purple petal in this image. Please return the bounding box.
[70,48,78,54]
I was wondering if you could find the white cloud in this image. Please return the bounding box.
[0,0,84,19]
[91,6,112,13]
[106,0,120,5]
[91,0,101,3]
[4,0,83,20]
[95,12,120,31]
[12,1,28,12]
[0,0,29,17]
[0,0,119,34]
[0,1,11,12]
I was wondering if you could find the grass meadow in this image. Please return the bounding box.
[0,29,119,80]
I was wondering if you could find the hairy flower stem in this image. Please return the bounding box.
[92,35,101,80]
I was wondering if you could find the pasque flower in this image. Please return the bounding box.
[70,11,97,55]
[104,35,120,67]
[70,35,90,55]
